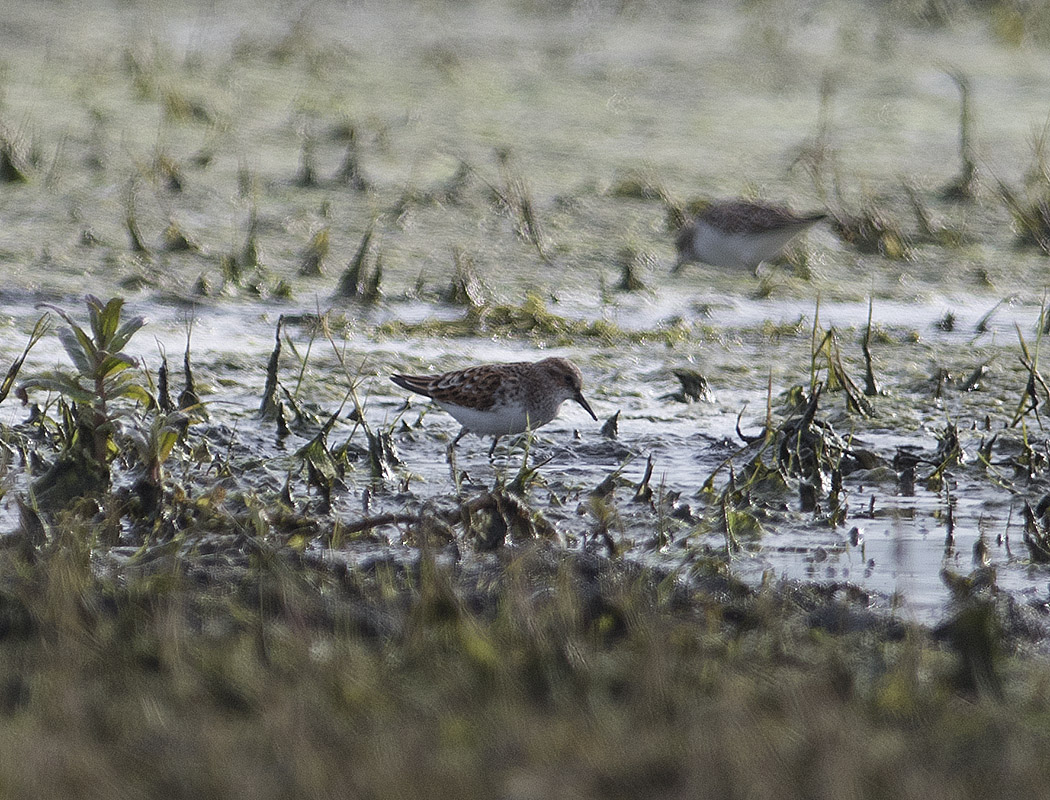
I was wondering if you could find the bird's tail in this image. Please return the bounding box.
[390,373,436,398]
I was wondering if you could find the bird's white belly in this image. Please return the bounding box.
[693,221,803,269]
[439,401,552,436]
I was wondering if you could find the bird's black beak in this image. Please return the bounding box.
[575,392,598,421]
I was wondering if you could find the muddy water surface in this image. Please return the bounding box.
[3,0,1050,621]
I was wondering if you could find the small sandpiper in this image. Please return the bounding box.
[674,200,826,274]
[391,357,598,455]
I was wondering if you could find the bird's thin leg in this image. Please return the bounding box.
[451,427,468,447]
[488,435,501,459]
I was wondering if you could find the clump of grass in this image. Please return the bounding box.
[333,124,371,191]
[238,161,255,199]
[154,152,184,192]
[1000,180,1050,253]
[997,117,1050,252]
[662,195,712,236]
[493,148,550,261]
[457,485,557,551]
[124,180,150,255]
[163,88,215,124]
[696,299,883,539]
[662,368,712,403]
[121,46,158,98]
[363,253,383,305]
[829,201,911,259]
[295,133,318,188]
[808,301,875,415]
[0,126,31,183]
[1010,317,1050,427]
[299,226,330,276]
[438,161,472,204]
[162,219,200,252]
[219,208,286,297]
[1023,499,1050,562]
[607,168,666,200]
[614,245,651,292]
[442,246,488,309]
[294,409,344,510]
[241,206,261,268]
[335,225,375,299]
[378,292,691,348]
[904,183,970,246]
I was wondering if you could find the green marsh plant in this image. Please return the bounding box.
[20,296,152,507]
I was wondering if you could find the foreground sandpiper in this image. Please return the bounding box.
[391,357,598,455]
[674,200,826,273]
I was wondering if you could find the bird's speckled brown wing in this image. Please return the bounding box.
[392,363,528,411]
[700,201,825,234]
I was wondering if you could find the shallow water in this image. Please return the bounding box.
[4,0,1050,621]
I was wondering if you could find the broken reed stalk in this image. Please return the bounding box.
[0,126,31,183]
[157,354,174,413]
[765,372,774,438]
[335,127,371,191]
[789,70,835,205]
[336,511,420,537]
[241,205,260,268]
[862,294,879,397]
[363,254,383,305]
[163,219,198,252]
[1012,313,1050,428]
[1022,500,1050,562]
[810,313,872,415]
[446,442,463,495]
[942,70,978,200]
[904,182,937,240]
[976,296,1015,334]
[317,319,377,469]
[124,180,149,254]
[299,227,330,276]
[291,312,323,400]
[0,313,49,404]
[507,429,552,496]
[445,246,486,309]
[260,316,283,419]
[631,455,655,505]
[999,175,1050,253]
[943,482,956,551]
[295,135,317,187]
[178,323,204,417]
[735,405,763,444]
[810,294,822,396]
[336,225,374,298]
